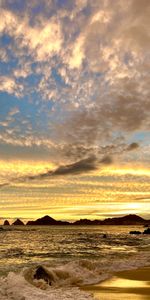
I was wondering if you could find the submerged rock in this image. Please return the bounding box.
[129,230,141,235]
[34,266,54,285]
[143,228,150,234]
[103,234,107,238]
[12,219,24,226]
[3,220,10,226]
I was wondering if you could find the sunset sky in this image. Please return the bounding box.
[0,0,150,223]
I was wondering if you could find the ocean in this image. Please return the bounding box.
[0,225,150,299]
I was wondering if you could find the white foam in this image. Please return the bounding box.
[0,272,93,300]
[0,250,150,300]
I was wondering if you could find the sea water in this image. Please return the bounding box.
[0,225,150,299]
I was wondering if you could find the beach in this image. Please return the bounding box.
[82,267,150,300]
[0,226,150,299]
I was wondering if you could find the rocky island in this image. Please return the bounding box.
[12,219,25,226]
[1,214,150,227]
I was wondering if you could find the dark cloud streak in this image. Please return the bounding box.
[26,154,112,180]
[0,154,113,188]
[126,142,139,151]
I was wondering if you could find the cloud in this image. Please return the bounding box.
[24,20,62,61]
[0,132,55,149]
[0,8,63,61]
[0,76,23,97]
[0,154,113,189]
[0,48,8,62]
[0,183,9,188]
[67,35,85,69]
[0,0,149,168]
[54,70,149,163]
[127,142,139,151]
[13,68,31,79]
[25,154,112,180]
[23,155,98,180]
[100,156,112,165]
[51,155,98,175]
[8,107,19,116]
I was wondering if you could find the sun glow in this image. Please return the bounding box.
[0,160,55,181]
[100,165,150,177]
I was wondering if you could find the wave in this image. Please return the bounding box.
[0,271,93,300]
[0,250,150,300]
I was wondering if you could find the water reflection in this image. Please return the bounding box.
[83,267,150,300]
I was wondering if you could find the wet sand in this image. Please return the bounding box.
[82,267,150,300]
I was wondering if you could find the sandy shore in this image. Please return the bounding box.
[82,267,150,300]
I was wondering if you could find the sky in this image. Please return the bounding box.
[0,0,150,223]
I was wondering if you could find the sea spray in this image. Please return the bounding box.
[0,271,94,300]
[1,254,150,300]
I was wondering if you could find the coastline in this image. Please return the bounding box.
[82,266,150,300]
[0,225,149,300]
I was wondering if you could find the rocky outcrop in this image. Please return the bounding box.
[143,228,150,234]
[26,214,150,226]
[26,215,69,226]
[73,219,100,225]
[34,266,54,285]
[73,214,150,226]
[12,219,24,226]
[103,234,107,238]
[144,224,149,228]
[129,230,141,235]
[102,214,148,225]
[129,228,150,235]
[3,220,10,226]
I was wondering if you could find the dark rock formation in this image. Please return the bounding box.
[102,214,147,225]
[12,219,24,226]
[26,214,150,226]
[129,230,141,235]
[143,228,150,234]
[103,234,107,238]
[34,266,54,285]
[73,214,149,226]
[3,220,10,226]
[26,215,69,226]
[73,219,99,225]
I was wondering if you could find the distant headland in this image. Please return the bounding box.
[2,214,150,226]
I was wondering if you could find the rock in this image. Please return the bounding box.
[12,219,24,226]
[26,215,69,226]
[3,220,10,226]
[143,228,150,234]
[26,214,150,226]
[102,214,149,225]
[34,266,54,285]
[129,230,141,235]
[103,234,107,238]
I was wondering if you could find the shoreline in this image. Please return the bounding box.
[82,266,150,300]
